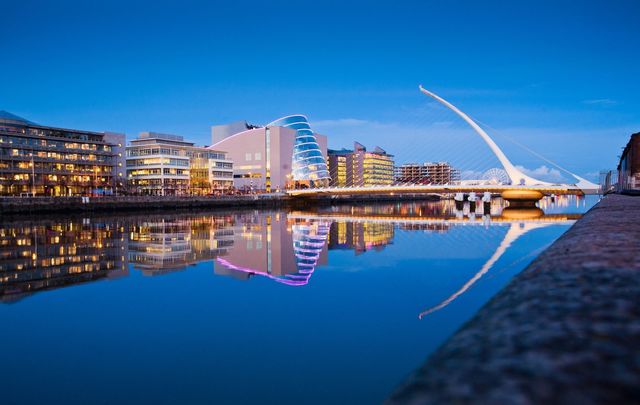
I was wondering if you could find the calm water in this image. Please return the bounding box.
[0,196,596,404]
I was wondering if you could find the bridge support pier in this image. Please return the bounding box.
[501,189,544,208]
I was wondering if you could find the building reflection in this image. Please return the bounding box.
[328,221,394,254]
[0,218,128,302]
[128,215,235,275]
[0,198,586,302]
[214,212,330,285]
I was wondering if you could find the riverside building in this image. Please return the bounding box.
[327,142,395,187]
[618,132,640,192]
[394,162,461,185]
[0,111,125,196]
[210,115,329,192]
[126,132,233,196]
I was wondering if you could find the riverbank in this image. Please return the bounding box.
[389,194,640,403]
[0,193,440,215]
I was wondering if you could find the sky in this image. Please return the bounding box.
[1,0,639,180]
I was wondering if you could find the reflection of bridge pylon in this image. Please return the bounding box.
[417,222,552,319]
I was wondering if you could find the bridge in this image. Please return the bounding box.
[287,86,599,203]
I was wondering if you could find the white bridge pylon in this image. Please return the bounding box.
[418,85,598,191]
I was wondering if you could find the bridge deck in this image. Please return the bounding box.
[287,184,591,197]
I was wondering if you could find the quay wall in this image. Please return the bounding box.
[389,194,640,404]
[0,194,440,215]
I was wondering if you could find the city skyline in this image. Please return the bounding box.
[2,0,639,179]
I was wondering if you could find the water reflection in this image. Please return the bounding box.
[0,197,585,303]
[215,216,331,286]
[417,221,554,318]
[0,219,128,302]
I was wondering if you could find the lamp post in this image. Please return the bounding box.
[30,149,36,196]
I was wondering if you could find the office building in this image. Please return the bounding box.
[618,132,640,191]
[327,149,349,187]
[394,162,460,185]
[210,115,329,192]
[126,132,233,195]
[327,142,394,187]
[0,110,125,196]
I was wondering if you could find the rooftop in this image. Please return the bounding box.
[0,110,37,125]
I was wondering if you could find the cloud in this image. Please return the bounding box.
[460,170,485,180]
[515,165,566,182]
[582,98,617,106]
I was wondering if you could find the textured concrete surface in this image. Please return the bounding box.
[389,194,640,404]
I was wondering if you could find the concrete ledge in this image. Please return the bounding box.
[0,195,292,214]
[0,194,440,215]
[388,194,640,404]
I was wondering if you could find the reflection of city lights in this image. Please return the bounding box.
[0,198,596,302]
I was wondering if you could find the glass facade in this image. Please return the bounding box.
[267,115,330,188]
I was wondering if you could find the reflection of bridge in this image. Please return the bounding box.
[292,208,581,317]
[288,212,581,225]
[417,221,553,319]
[287,86,599,201]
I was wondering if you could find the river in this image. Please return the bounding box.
[0,195,597,404]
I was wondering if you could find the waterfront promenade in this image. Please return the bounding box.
[389,194,640,403]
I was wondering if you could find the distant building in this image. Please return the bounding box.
[126,132,233,195]
[618,132,640,192]
[327,148,350,187]
[0,110,125,196]
[327,142,394,187]
[211,120,261,145]
[394,162,460,185]
[210,115,329,192]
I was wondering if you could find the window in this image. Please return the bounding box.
[245,153,252,161]
[254,152,262,161]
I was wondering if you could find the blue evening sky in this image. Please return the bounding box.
[1,0,638,179]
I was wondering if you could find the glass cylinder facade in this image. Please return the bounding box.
[267,115,330,187]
